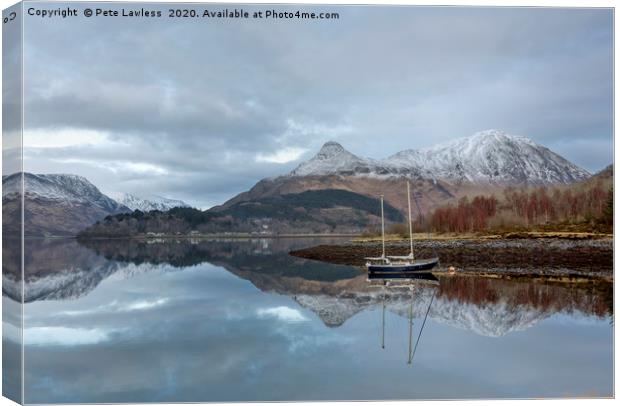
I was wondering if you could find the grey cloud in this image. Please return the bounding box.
[19,5,613,206]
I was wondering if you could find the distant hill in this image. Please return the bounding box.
[2,173,130,237]
[384,129,590,185]
[108,192,191,212]
[79,189,404,237]
[591,164,613,182]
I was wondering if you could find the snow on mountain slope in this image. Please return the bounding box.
[289,130,590,185]
[385,288,549,337]
[290,141,427,178]
[294,294,368,328]
[3,259,176,302]
[2,173,130,236]
[387,129,590,185]
[109,192,191,212]
[295,288,550,337]
[3,173,127,212]
[290,141,379,176]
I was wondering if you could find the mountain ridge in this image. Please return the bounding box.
[108,192,191,212]
[3,173,127,212]
[2,173,130,237]
[289,129,590,185]
[7,130,598,237]
[218,130,590,220]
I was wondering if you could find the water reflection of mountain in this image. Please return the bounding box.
[290,277,612,335]
[81,237,361,282]
[5,238,612,336]
[3,238,358,302]
[2,239,174,302]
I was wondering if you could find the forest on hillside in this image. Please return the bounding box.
[78,189,404,237]
[387,166,613,235]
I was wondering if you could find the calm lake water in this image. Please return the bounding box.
[2,238,614,403]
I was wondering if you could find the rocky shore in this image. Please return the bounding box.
[289,238,613,281]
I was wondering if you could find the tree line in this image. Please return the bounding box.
[425,181,612,233]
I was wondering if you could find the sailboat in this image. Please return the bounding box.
[366,181,439,280]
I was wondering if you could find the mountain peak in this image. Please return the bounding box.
[395,130,589,184]
[316,141,347,158]
[288,130,589,185]
[290,141,369,177]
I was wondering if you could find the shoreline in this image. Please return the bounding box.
[34,233,359,241]
[354,231,613,242]
[289,238,613,283]
[66,230,613,241]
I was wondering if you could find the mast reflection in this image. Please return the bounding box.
[371,273,439,365]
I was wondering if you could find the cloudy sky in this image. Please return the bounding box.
[21,4,613,208]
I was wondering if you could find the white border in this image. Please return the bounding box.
[0,1,616,406]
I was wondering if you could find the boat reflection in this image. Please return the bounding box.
[371,273,439,364]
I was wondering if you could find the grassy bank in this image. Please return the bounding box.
[354,231,613,242]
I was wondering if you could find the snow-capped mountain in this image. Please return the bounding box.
[290,141,369,176]
[2,173,129,237]
[2,239,176,302]
[109,192,190,212]
[219,129,589,220]
[386,129,590,185]
[290,141,427,178]
[3,173,127,212]
[3,260,175,303]
[289,130,590,185]
[294,289,550,337]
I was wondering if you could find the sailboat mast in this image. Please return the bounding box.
[380,195,386,259]
[407,181,414,258]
